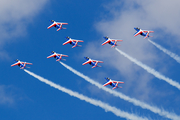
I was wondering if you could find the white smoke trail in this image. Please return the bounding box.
[115,48,180,90]
[148,39,180,63]
[59,62,180,120]
[24,69,147,120]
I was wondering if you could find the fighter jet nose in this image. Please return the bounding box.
[66,36,70,40]
[84,57,89,60]
[104,36,109,40]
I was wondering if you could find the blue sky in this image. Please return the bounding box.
[1,0,180,120]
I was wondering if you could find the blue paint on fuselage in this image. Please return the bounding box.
[54,55,60,60]
[54,25,59,28]
[19,63,24,68]
[18,63,26,69]
[84,57,95,66]
[109,41,116,45]
[103,37,116,46]
[134,27,147,37]
[89,62,95,66]
[50,51,61,61]
[65,37,76,47]
[105,78,117,87]
[70,41,76,46]
[50,20,60,29]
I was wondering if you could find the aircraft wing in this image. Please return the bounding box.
[103,81,112,86]
[57,54,68,57]
[98,61,103,63]
[143,30,154,33]
[47,23,56,29]
[63,40,71,45]
[102,40,110,45]
[56,22,68,25]
[134,31,142,36]
[47,54,56,58]
[111,40,123,42]
[26,62,33,65]
[82,60,91,65]
[72,40,84,42]
[92,60,103,63]
[11,62,20,67]
[112,81,124,84]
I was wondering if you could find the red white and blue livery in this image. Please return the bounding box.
[134,27,154,39]
[82,57,103,68]
[47,20,68,31]
[47,51,68,61]
[63,37,84,48]
[11,59,32,69]
[102,37,123,48]
[103,77,124,89]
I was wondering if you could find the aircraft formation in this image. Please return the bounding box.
[11,20,154,89]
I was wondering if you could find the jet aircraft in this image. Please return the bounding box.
[82,57,103,68]
[63,37,84,48]
[102,37,123,48]
[11,59,32,69]
[47,20,68,31]
[134,27,154,39]
[103,77,124,89]
[47,51,68,61]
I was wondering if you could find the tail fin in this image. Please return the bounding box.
[72,45,77,48]
[112,83,122,89]
[20,66,29,69]
[57,28,61,31]
[56,58,66,61]
[111,45,116,48]
[144,31,149,39]
[92,62,98,68]
[111,40,121,48]
[77,45,82,47]
[111,45,120,48]
[56,59,60,61]
[72,42,81,48]
[57,24,62,31]
[112,87,117,89]
[92,66,96,68]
